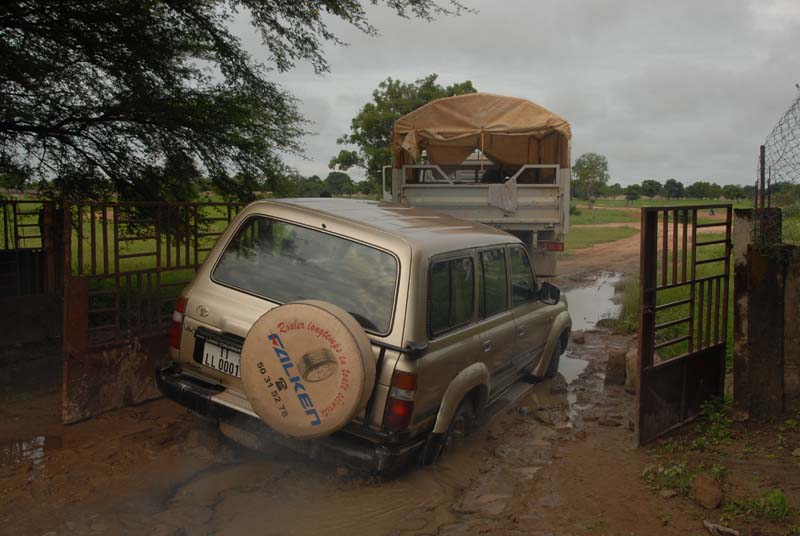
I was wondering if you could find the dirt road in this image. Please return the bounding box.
[2,230,797,535]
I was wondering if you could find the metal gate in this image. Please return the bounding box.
[637,204,732,445]
[0,200,62,346]
[62,201,242,423]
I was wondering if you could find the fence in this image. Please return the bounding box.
[62,200,243,422]
[755,90,800,246]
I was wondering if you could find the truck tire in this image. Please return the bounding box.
[240,300,375,440]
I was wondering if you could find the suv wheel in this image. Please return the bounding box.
[544,338,562,379]
[420,398,476,465]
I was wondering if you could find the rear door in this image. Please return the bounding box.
[509,245,550,368]
[475,247,515,384]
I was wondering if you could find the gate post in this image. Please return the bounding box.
[636,209,658,446]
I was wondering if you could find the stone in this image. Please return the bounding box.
[572,333,586,345]
[605,347,627,385]
[692,473,722,510]
[515,466,542,479]
[598,417,621,427]
[659,489,678,499]
[792,448,800,457]
[625,345,638,391]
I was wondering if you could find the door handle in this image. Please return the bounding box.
[482,340,492,353]
[518,329,526,336]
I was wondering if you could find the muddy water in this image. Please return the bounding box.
[563,271,621,331]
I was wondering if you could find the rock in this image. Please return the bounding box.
[792,448,800,457]
[692,473,722,510]
[572,333,586,345]
[659,489,678,499]
[598,417,621,427]
[515,466,542,479]
[605,347,627,385]
[625,346,638,391]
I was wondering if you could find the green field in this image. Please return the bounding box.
[569,208,639,225]
[564,225,639,251]
[591,198,753,209]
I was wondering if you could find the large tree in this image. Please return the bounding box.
[329,74,476,193]
[640,179,662,199]
[0,1,468,200]
[572,153,610,204]
[663,178,685,199]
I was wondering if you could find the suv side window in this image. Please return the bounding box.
[429,256,475,336]
[510,246,537,307]
[479,248,508,318]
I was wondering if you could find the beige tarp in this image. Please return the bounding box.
[391,92,571,169]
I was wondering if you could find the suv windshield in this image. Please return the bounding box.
[212,216,398,334]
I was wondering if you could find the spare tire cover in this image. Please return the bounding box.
[240,300,376,439]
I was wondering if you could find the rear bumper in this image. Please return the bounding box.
[156,363,424,473]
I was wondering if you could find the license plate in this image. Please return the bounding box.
[201,341,241,378]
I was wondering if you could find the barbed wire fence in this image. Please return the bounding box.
[755,88,800,246]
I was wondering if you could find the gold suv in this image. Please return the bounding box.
[157,198,571,472]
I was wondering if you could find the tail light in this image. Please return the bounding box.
[168,296,188,350]
[384,371,417,430]
[540,241,565,252]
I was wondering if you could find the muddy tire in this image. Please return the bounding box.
[420,398,476,465]
[544,338,562,379]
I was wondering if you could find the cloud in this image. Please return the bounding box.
[232,0,800,185]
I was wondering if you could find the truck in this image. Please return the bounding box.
[383,92,571,276]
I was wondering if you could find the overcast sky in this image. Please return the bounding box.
[234,0,800,186]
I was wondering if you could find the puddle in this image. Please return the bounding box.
[564,271,622,331]
[0,436,62,467]
[558,354,589,384]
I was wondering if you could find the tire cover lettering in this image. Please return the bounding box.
[241,301,375,439]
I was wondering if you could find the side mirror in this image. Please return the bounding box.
[538,281,561,305]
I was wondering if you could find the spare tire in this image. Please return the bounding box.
[240,300,376,439]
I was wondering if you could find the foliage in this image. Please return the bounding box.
[572,153,611,203]
[603,182,625,197]
[685,181,723,199]
[724,489,791,522]
[625,184,642,203]
[688,398,732,451]
[324,171,355,196]
[596,277,639,333]
[1,0,467,200]
[329,74,476,193]
[663,179,685,199]
[641,179,663,199]
[642,462,697,496]
[722,184,746,200]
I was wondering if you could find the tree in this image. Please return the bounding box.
[685,181,722,199]
[329,74,477,193]
[572,153,610,203]
[663,179,685,199]
[324,171,355,196]
[722,184,746,200]
[604,183,625,197]
[625,184,642,205]
[641,179,663,199]
[1,1,468,200]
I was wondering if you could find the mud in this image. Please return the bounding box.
[3,256,797,535]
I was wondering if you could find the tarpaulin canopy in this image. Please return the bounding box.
[391,93,571,169]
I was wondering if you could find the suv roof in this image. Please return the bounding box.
[249,198,519,256]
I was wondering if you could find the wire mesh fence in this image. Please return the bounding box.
[756,89,800,246]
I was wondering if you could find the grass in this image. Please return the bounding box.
[570,207,638,225]
[724,489,791,522]
[642,461,697,496]
[602,231,735,367]
[564,226,639,251]
[591,198,754,209]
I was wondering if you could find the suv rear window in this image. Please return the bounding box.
[212,216,398,334]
